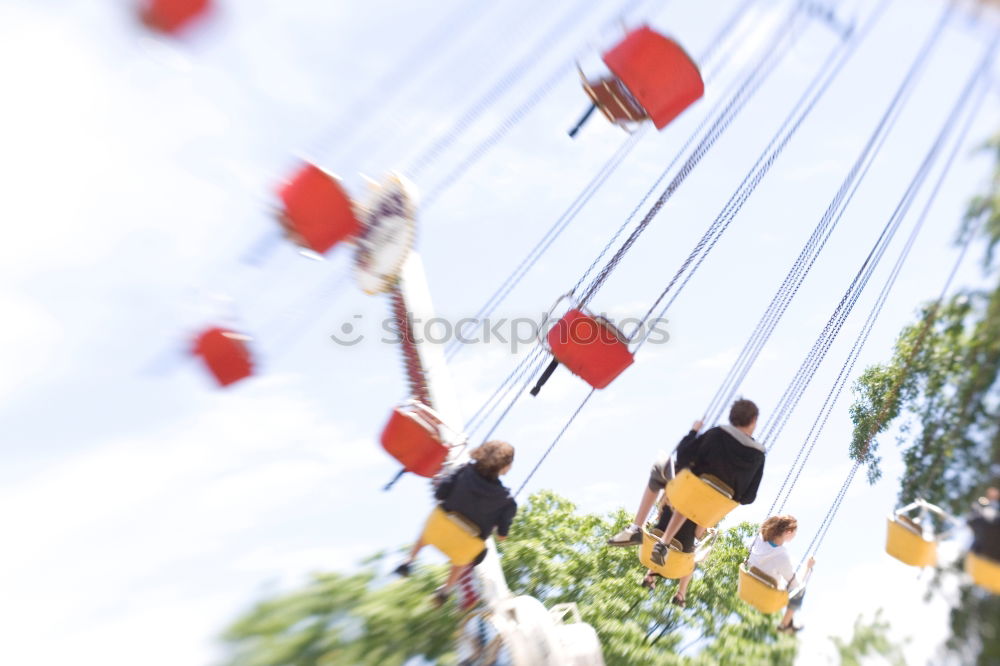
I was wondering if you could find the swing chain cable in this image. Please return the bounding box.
[506,0,840,500]
[455,0,771,435]
[701,2,954,427]
[442,0,763,359]
[760,32,992,452]
[698,0,761,71]
[417,0,658,209]
[761,114,941,450]
[405,0,608,181]
[466,346,548,435]
[800,461,861,564]
[729,114,891,436]
[567,0,786,302]
[766,56,993,519]
[801,160,990,566]
[304,3,492,164]
[477,351,552,444]
[576,3,812,310]
[795,57,995,565]
[514,390,596,497]
[444,128,648,359]
[629,0,890,352]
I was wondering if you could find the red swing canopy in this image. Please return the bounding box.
[380,403,450,478]
[192,327,254,387]
[602,26,704,129]
[277,163,362,255]
[546,309,634,390]
[139,0,212,34]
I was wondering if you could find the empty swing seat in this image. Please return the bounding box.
[738,566,788,614]
[639,527,695,579]
[885,514,937,568]
[421,506,486,566]
[546,309,634,389]
[665,468,738,528]
[192,327,253,387]
[966,551,1000,595]
[602,26,704,129]
[380,403,450,478]
[277,163,361,254]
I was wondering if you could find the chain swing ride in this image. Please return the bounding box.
[142,0,1000,661]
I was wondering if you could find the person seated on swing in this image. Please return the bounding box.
[649,398,765,566]
[639,497,705,609]
[393,440,517,606]
[747,515,815,634]
[606,446,696,548]
[969,486,1000,561]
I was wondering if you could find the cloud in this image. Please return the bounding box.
[0,389,386,666]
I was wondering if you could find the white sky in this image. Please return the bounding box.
[1,0,998,665]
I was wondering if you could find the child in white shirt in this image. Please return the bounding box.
[746,515,815,633]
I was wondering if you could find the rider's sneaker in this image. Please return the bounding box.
[650,541,668,566]
[607,525,642,547]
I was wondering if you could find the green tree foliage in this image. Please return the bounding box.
[222,491,798,665]
[829,610,907,666]
[498,491,795,666]
[848,134,1000,663]
[222,564,462,665]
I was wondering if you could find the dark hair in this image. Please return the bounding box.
[729,399,759,428]
[761,515,798,543]
[471,440,515,479]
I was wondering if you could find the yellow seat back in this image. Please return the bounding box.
[665,468,739,528]
[421,506,486,566]
[966,552,1000,595]
[638,528,695,579]
[885,516,937,567]
[738,566,788,614]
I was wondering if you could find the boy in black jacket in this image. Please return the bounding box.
[393,440,517,605]
[651,399,764,566]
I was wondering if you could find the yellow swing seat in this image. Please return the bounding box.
[638,527,695,579]
[966,551,1000,595]
[738,565,789,614]
[665,468,739,528]
[885,514,937,568]
[421,505,486,566]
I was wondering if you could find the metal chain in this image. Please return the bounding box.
[405,0,606,181]
[478,351,552,443]
[465,346,546,434]
[443,0,763,361]
[305,3,495,164]
[702,2,953,426]
[761,35,986,451]
[800,462,860,561]
[568,54,752,298]
[767,80,970,515]
[418,0,655,208]
[455,1,779,475]
[508,1,820,500]
[791,44,994,565]
[578,5,807,308]
[444,129,647,359]
[629,0,889,349]
[514,390,596,497]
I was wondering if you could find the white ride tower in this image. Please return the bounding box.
[360,176,604,666]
